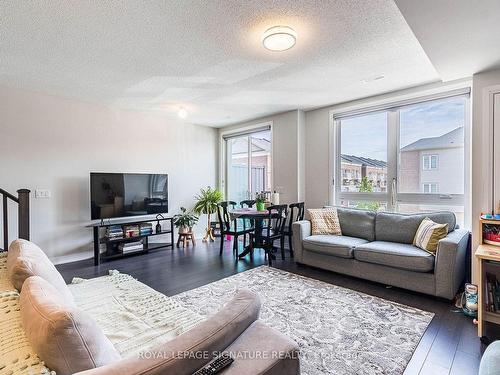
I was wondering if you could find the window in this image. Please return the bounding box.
[422,155,438,170]
[223,128,272,202]
[333,94,468,227]
[423,183,438,194]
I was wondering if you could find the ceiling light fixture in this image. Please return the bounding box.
[262,26,297,51]
[178,107,188,119]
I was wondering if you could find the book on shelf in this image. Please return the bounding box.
[119,240,144,253]
[123,224,140,238]
[106,225,124,239]
[485,273,500,313]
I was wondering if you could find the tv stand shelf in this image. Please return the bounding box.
[87,217,174,265]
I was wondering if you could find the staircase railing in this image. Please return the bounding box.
[1,188,30,250]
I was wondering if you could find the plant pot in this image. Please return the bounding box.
[178,226,191,234]
[256,202,266,211]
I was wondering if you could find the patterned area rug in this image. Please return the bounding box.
[173,266,434,375]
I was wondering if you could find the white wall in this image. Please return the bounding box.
[218,110,304,204]
[0,86,218,264]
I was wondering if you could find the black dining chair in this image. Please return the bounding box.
[217,201,254,256]
[283,202,305,258]
[249,204,288,266]
[239,200,256,247]
[240,200,256,208]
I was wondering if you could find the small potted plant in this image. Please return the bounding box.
[173,207,199,234]
[255,192,267,211]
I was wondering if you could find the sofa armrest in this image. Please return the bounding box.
[292,220,311,263]
[221,321,300,375]
[479,340,500,375]
[434,229,470,299]
[74,289,261,375]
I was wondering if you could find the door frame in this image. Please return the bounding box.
[219,121,273,200]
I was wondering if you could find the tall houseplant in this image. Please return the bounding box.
[193,186,223,242]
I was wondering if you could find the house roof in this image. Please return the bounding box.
[341,154,387,168]
[401,127,464,152]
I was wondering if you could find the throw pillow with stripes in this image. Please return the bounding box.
[413,218,448,254]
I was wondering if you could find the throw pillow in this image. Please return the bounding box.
[308,208,342,235]
[7,239,75,303]
[413,217,448,254]
[20,276,121,375]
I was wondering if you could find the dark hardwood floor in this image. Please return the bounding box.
[57,239,489,375]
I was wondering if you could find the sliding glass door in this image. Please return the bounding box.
[224,129,272,202]
[333,93,468,227]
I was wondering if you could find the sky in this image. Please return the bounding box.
[341,96,466,161]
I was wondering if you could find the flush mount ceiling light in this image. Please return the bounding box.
[178,107,188,119]
[262,26,297,51]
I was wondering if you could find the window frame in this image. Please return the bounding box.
[330,89,470,227]
[422,154,439,171]
[219,122,273,201]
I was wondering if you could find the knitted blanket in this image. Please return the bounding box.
[0,252,53,375]
[68,271,204,358]
[0,253,204,374]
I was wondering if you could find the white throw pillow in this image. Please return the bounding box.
[7,239,75,303]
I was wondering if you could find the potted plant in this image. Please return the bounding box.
[173,207,198,234]
[255,192,267,211]
[193,186,223,242]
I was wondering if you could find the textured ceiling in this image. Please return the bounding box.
[395,0,500,81]
[0,0,439,127]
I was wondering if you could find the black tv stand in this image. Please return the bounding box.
[87,217,174,265]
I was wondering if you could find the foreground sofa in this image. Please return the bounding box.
[4,239,300,375]
[293,207,469,299]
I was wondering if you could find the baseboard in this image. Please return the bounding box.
[51,250,94,265]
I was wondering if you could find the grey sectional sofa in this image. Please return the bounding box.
[292,207,469,299]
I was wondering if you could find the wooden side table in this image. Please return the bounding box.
[177,232,196,248]
[476,243,500,338]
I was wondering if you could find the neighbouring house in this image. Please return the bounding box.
[400,127,464,195]
[340,155,388,192]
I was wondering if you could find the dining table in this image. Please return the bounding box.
[229,207,281,259]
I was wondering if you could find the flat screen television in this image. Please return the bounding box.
[90,173,168,220]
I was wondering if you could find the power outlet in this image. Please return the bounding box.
[35,189,51,199]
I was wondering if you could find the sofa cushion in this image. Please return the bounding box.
[20,276,121,375]
[7,239,74,303]
[353,241,435,272]
[336,207,377,242]
[303,235,368,258]
[375,211,456,244]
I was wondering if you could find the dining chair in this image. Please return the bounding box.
[240,200,256,208]
[249,204,288,266]
[283,202,305,258]
[217,201,254,256]
[239,200,256,247]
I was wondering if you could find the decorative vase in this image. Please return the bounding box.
[256,202,266,211]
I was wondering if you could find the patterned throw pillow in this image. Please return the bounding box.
[413,218,448,254]
[308,208,342,236]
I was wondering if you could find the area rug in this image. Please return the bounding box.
[173,266,434,375]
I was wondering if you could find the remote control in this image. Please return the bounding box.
[193,353,234,375]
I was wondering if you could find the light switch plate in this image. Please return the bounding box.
[35,189,51,198]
